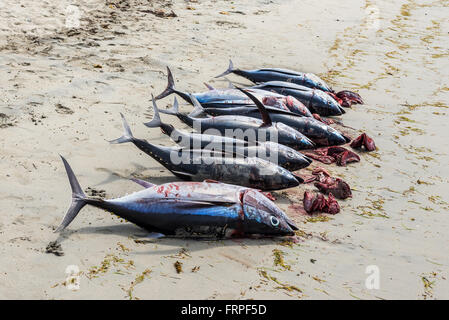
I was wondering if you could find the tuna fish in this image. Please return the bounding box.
[154,67,312,117]
[216,59,333,92]
[145,97,312,171]
[198,89,349,146]
[216,60,364,107]
[202,82,313,117]
[110,113,302,190]
[56,156,298,237]
[159,93,315,151]
[250,81,345,116]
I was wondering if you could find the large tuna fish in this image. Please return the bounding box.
[216,59,333,91]
[154,67,312,117]
[215,60,364,107]
[145,97,312,171]
[202,82,313,117]
[110,113,302,190]
[159,93,315,151]
[56,156,298,237]
[251,81,345,116]
[187,90,349,147]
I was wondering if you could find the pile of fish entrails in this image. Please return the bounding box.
[56,60,375,239]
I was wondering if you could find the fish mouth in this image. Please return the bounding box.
[279,224,296,236]
[286,221,298,231]
[294,159,312,170]
[301,137,316,149]
[303,155,313,164]
[292,172,304,184]
[327,133,348,146]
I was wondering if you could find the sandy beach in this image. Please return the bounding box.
[0,0,448,299]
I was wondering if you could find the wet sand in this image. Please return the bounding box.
[0,0,448,299]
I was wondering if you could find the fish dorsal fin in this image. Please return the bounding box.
[130,178,156,188]
[236,88,272,127]
[204,82,215,91]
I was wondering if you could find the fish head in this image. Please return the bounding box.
[247,157,301,190]
[314,90,344,116]
[274,122,315,149]
[305,73,332,92]
[263,142,312,171]
[242,189,298,236]
[325,125,349,146]
[309,119,348,146]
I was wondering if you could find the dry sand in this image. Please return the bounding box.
[0,0,448,299]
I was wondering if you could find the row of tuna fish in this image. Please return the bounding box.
[56,61,365,238]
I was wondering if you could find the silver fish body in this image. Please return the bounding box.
[111,114,302,190]
[216,59,333,92]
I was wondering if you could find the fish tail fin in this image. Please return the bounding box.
[154,66,176,100]
[215,59,234,78]
[158,97,179,116]
[188,94,205,117]
[109,113,134,144]
[144,94,163,128]
[144,95,175,135]
[55,156,88,232]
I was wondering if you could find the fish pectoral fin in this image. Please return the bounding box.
[133,232,166,243]
[203,179,221,184]
[170,170,197,180]
[146,232,166,239]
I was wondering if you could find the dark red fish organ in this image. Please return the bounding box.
[303,146,360,166]
[334,90,364,107]
[303,191,340,214]
[302,166,352,199]
[350,133,376,151]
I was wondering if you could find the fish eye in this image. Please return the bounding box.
[270,216,279,227]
